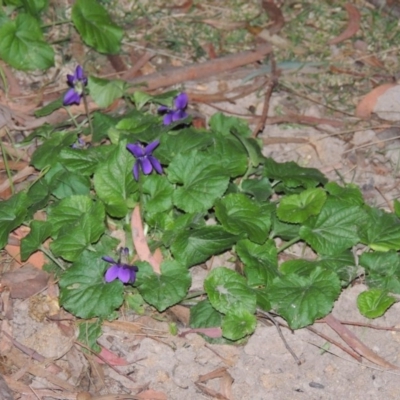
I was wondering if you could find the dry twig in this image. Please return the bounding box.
[257,308,301,365]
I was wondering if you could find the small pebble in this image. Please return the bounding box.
[309,382,325,389]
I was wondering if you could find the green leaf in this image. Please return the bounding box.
[270,208,300,240]
[132,91,153,110]
[48,195,105,261]
[91,112,119,142]
[209,113,251,137]
[254,287,271,311]
[241,177,273,202]
[359,207,400,252]
[357,289,396,319]
[277,188,326,223]
[58,147,101,176]
[26,179,50,215]
[264,157,328,189]
[231,135,264,168]
[190,299,223,328]
[162,212,205,247]
[47,168,90,199]
[359,251,400,294]
[167,150,230,213]
[0,191,28,248]
[204,267,257,314]
[18,0,49,15]
[93,141,138,218]
[394,199,400,219]
[142,174,174,215]
[215,193,271,244]
[78,320,102,353]
[325,182,364,206]
[31,132,76,169]
[20,220,52,261]
[158,128,213,164]
[281,252,357,287]
[222,309,257,340]
[71,0,123,54]
[318,251,357,286]
[34,98,63,117]
[0,14,54,70]
[137,261,191,312]
[280,259,318,277]
[208,133,248,177]
[125,293,145,314]
[88,77,126,108]
[236,239,279,287]
[299,199,366,255]
[171,226,238,267]
[270,267,341,329]
[59,251,123,318]
[116,112,161,143]
[23,123,54,143]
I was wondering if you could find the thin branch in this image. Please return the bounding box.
[257,308,301,365]
[252,53,280,138]
[125,44,272,91]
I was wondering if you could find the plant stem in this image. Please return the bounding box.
[138,175,145,219]
[277,236,301,253]
[0,140,14,194]
[64,106,80,129]
[185,290,206,300]
[238,160,253,190]
[40,246,65,270]
[82,92,94,136]
[41,19,71,29]
[0,64,8,94]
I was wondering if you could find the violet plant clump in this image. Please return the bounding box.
[158,92,189,125]
[63,65,88,106]
[4,66,400,351]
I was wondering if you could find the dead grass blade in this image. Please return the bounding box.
[134,389,168,400]
[8,347,76,391]
[179,327,223,338]
[0,165,35,195]
[5,375,80,400]
[74,341,135,384]
[306,325,362,362]
[324,313,400,369]
[329,3,361,45]
[195,367,233,400]
[0,375,13,400]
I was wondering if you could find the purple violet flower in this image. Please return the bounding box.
[158,92,189,125]
[126,140,163,181]
[63,65,88,106]
[103,248,138,284]
[71,137,86,149]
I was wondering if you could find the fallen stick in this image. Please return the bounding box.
[125,43,273,90]
[252,53,279,137]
